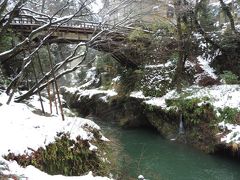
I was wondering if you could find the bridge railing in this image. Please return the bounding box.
[12,17,37,25]
[11,16,111,30]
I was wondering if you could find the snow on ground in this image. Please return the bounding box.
[131,85,240,110]
[0,157,110,180]
[130,91,146,99]
[78,89,117,99]
[0,92,112,180]
[144,61,173,69]
[219,122,240,144]
[185,85,240,110]
[62,86,117,102]
[130,90,177,108]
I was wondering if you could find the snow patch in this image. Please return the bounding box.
[219,121,240,144]
[130,91,147,99]
[195,55,218,83]
[63,87,117,102]
[144,90,177,108]
[0,92,111,180]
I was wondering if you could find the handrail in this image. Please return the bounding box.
[11,16,111,30]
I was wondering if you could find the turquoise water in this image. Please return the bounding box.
[97,120,240,180]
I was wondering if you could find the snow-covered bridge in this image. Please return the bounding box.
[9,17,140,69]
[10,17,110,42]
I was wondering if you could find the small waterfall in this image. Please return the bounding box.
[179,113,185,134]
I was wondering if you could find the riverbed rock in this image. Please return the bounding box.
[60,87,150,128]
[60,87,222,153]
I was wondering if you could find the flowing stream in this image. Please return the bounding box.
[94,119,240,180]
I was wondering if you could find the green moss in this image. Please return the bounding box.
[151,20,175,35]
[217,107,240,124]
[128,27,150,42]
[166,97,215,127]
[220,71,239,84]
[5,132,112,176]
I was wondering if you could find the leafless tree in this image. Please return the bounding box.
[0,0,142,106]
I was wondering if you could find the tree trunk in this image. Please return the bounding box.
[41,0,46,13]
[175,15,184,92]
[47,44,64,121]
[219,0,239,35]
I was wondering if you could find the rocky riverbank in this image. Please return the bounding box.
[60,85,240,157]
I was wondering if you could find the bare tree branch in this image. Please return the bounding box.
[0,0,27,36]
[0,0,89,62]
[15,45,88,102]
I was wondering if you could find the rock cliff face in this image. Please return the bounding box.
[60,87,150,128]
[60,87,220,153]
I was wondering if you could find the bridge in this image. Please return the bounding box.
[10,17,110,42]
[10,17,139,68]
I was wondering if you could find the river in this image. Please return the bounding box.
[94,119,240,180]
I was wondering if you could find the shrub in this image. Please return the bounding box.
[0,34,12,53]
[217,107,239,124]
[5,132,111,176]
[220,70,239,84]
[0,66,10,88]
[116,69,143,96]
[151,20,175,36]
[166,97,215,127]
[128,27,150,42]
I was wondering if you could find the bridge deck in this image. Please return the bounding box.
[10,17,107,42]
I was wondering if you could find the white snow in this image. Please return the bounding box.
[90,0,104,13]
[62,87,117,102]
[76,67,100,89]
[78,89,117,99]
[195,55,218,83]
[219,121,240,144]
[0,95,100,155]
[0,92,112,180]
[130,91,146,99]
[130,90,177,108]
[145,61,173,69]
[1,159,111,180]
[144,90,177,108]
[112,76,121,82]
[186,85,240,110]
[138,174,145,179]
[131,85,240,111]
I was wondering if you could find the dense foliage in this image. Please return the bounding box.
[5,132,111,176]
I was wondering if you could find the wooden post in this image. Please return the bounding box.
[37,51,52,114]
[47,82,53,114]
[46,44,65,121]
[6,50,26,104]
[51,82,59,115]
[31,58,45,114]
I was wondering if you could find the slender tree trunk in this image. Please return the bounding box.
[51,82,58,115]
[47,82,53,114]
[173,0,185,92]
[47,44,64,121]
[193,1,221,49]
[6,52,26,104]
[175,16,184,92]
[41,0,46,13]
[37,51,52,114]
[31,59,45,114]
